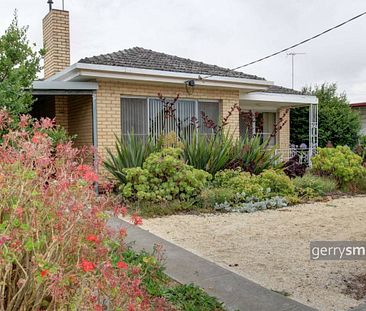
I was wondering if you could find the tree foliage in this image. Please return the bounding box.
[0,12,43,116]
[290,83,361,148]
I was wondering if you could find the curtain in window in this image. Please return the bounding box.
[198,101,219,135]
[263,112,276,146]
[148,98,196,140]
[121,97,220,141]
[121,98,148,139]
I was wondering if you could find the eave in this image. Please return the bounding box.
[46,62,274,92]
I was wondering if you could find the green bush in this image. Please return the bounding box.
[41,124,75,146]
[183,133,233,175]
[163,284,225,311]
[198,187,237,210]
[312,146,366,185]
[213,169,242,187]
[229,173,267,199]
[120,248,227,310]
[228,135,282,175]
[257,169,295,197]
[214,169,296,200]
[121,148,211,202]
[293,173,337,198]
[291,83,361,148]
[204,169,296,213]
[120,248,168,297]
[354,135,366,164]
[104,133,157,183]
[214,196,288,213]
[132,200,199,217]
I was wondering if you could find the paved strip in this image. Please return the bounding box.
[352,304,366,311]
[107,217,317,311]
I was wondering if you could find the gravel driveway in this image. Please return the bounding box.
[142,196,366,311]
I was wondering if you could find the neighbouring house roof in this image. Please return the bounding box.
[350,102,366,108]
[79,47,265,81]
[264,85,303,95]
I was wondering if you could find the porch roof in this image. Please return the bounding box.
[240,90,318,111]
[32,81,98,95]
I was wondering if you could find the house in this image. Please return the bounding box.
[32,7,318,163]
[350,102,366,135]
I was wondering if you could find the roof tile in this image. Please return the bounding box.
[79,47,265,80]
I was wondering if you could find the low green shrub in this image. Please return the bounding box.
[354,135,366,165]
[119,248,226,310]
[214,169,294,199]
[204,169,296,213]
[41,124,75,146]
[104,133,157,184]
[257,169,295,197]
[132,200,200,217]
[121,248,168,297]
[227,135,282,174]
[345,175,366,193]
[163,284,225,311]
[121,148,211,202]
[213,168,242,187]
[293,173,337,198]
[229,173,267,200]
[214,196,288,213]
[198,187,237,210]
[183,133,233,175]
[312,146,366,186]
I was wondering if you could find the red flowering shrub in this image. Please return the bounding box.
[0,112,172,310]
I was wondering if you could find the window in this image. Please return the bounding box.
[198,101,220,135]
[239,111,277,145]
[121,97,219,140]
[121,97,148,139]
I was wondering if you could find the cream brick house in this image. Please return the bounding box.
[32,8,318,163]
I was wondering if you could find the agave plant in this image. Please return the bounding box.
[104,133,157,183]
[183,132,234,175]
[227,135,282,175]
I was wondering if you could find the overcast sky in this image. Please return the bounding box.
[1,0,366,102]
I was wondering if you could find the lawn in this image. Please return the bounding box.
[141,196,366,311]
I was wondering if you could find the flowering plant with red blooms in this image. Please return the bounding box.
[0,112,173,310]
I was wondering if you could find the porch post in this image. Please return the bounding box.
[308,102,319,166]
[92,91,99,193]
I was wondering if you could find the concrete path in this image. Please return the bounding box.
[352,304,366,311]
[107,217,317,311]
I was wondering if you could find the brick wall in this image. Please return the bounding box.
[54,96,69,131]
[96,80,240,157]
[68,95,93,148]
[277,108,290,156]
[43,9,70,79]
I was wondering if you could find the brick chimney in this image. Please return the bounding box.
[42,9,70,79]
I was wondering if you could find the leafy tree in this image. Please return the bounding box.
[290,83,361,148]
[0,11,43,117]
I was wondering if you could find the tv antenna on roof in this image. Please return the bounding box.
[47,0,53,11]
[287,52,306,89]
[47,0,65,11]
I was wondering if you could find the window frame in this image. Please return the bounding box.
[120,96,220,138]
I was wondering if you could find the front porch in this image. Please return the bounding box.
[31,81,97,149]
[240,90,318,164]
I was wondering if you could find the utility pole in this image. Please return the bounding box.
[287,52,306,89]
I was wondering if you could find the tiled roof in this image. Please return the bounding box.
[263,85,303,95]
[350,102,366,107]
[79,47,265,81]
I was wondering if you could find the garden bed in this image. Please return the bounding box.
[141,196,366,311]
